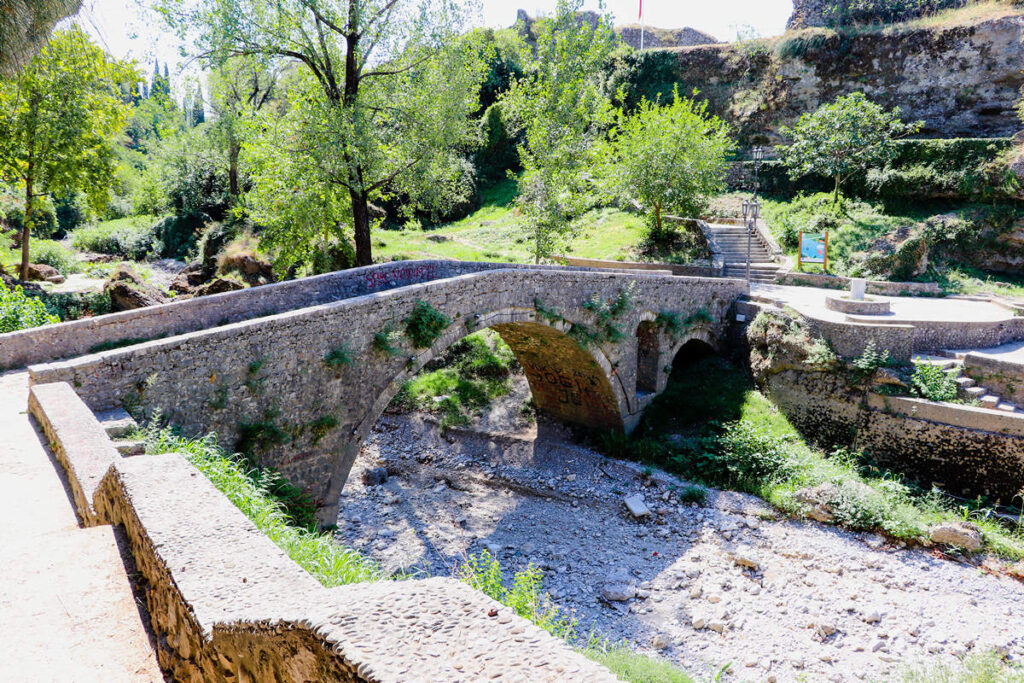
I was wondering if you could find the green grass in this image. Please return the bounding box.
[143,427,381,586]
[1,239,81,276]
[374,179,647,263]
[71,215,163,260]
[620,356,1024,560]
[938,266,1024,300]
[392,330,517,428]
[586,647,695,683]
[898,650,1024,683]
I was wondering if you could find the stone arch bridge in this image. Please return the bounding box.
[24,261,746,523]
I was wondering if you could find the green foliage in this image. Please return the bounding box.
[852,340,892,378]
[28,240,78,275]
[404,300,451,349]
[323,345,355,371]
[0,28,137,278]
[573,286,634,347]
[53,192,91,236]
[823,0,973,27]
[585,646,695,683]
[910,361,959,402]
[72,216,162,260]
[475,102,521,183]
[43,290,111,321]
[0,281,59,332]
[372,326,403,357]
[458,551,577,641]
[503,0,616,262]
[144,427,379,582]
[392,330,516,429]
[779,93,923,203]
[601,88,733,231]
[805,338,839,370]
[238,409,289,455]
[307,415,339,445]
[716,421,799,490]
[900,649,1024,683]
[678,485,708,506]
[654,311,684,338]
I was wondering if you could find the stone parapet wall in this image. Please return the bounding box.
[29,380,620,682]
[804,318,917,362]
[0,261,587,370]
[558,255,716,277]
[777,271,943,297]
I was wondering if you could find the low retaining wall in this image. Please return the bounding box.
[778,271,943,297]
[0,260,596,370]
[963,352,1024,403]
[27,380,619,682]
[558,255,716,277]
[764,371,1024,500]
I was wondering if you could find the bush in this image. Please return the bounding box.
[475,102,520,183]
[53,192,91,237]
[2,195,58,238]
[152,212,211,260]
[29,240,79,275]
[716,421,799,490]
[0,282,60,332]
[404,300,451,349]
[72,217,160,260]
[910,361,959,402]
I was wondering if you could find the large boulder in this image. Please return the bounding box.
[169,262,210,295]
[192,277,245,298]
[25,263,64,284]
[929,521,984,552]
[104,266,167,312]
[219,251,274,287]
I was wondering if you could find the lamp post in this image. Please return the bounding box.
[751,145,764,200]
[742,197,761,284]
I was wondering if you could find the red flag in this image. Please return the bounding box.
[639,0,643,20]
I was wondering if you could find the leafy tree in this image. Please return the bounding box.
[208,57,277,197]
[779,92,922,205]
[503,0,616,263]
[159,0,485,267]
[602,88,733,234]
[0,28,135,279]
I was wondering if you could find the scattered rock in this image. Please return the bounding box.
[104,266,167,311]
[170,262,209,294]
[25,263,64,284]
[730,547,761,571]
[929,521,984,552]
[795,483,839,523]
[601,582,636,602]
[623,494,651,519]
[362,467,388,487]
[192,277,246,297]
[651,633,671,650]
[219,252,275,286]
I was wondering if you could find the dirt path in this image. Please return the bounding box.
[0,371,163,682]
[337,413,1024,683]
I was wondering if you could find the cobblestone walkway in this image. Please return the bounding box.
[0,371,163,683]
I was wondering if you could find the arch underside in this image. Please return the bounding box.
[490,322,623,433]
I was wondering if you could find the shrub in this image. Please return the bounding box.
[404,300,451,349]
[716,421,798,490]
[28,240,79,275]
[53,192,91,237]
[805,338,839,370]
[910,361,958,402]
[373,327,403,357]
[72,217,160,260]
[852,340,891,377]
[678,485,708,506]
[0,282,60,332]
[324,345,355,370]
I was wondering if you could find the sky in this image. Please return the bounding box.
[75,0,793,94]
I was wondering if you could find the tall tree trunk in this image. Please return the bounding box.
[832,175,841,207]
[20,170,33,281]
[228,141,240,198]
[654,201,663,235]
[351,189,372,267]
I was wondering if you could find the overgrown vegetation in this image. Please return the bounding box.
[144,426,379,584]
[392,330,517,429]
[0,281,60,332]
[612,355,1024,560]
[910,361,959,402]
[898,650,1024,683]
[404,300,451,349]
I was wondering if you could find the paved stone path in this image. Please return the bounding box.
[752,283,1012,323]
[0,371,163,683]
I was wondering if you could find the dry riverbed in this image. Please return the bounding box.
[335,412,1024,683]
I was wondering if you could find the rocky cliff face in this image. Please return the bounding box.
[655,13,1024,142]
[617,25,719,50]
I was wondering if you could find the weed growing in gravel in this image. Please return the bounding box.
[898,650,1024,683]
[143,427,380,585]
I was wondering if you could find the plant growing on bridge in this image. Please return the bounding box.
[779,92,923,205]
[238,408,289,456]
[307,415,340,445]
[323,345,355,371]
[372,326,403,357]
[404,300,451,349]
[0,281,58,332]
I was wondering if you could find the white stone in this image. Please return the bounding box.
[623,494,651,519]
[850,278,867,301]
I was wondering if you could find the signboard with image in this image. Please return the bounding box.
[798,231,829,270]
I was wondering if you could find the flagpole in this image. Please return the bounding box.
[640,0,645,50]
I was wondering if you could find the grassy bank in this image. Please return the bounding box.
[613,356,1024,561]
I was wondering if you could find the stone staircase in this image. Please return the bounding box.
[704,223,781,283]
[96,408,145,456]
[914,355,1020,413]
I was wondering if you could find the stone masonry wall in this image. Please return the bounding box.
[0,260,592,370]
[29,379,618,682]
[31,267,745,522]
